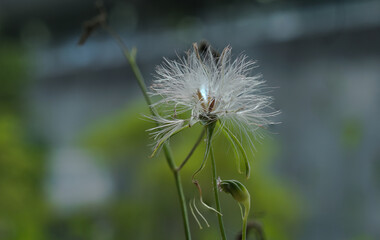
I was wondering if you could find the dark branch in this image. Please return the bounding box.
[78,0,107,45]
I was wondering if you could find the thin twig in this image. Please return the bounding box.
[176,128,206,172]
[208,126,228,240]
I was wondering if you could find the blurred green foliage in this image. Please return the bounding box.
[0,42,27,112]
[340,119,363,150]
[350,235,375,240]
[0,41,46,240]
[81,100,303,240]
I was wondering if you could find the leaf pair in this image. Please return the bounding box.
[218,122,251,179]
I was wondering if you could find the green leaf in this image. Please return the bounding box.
[218,122,251,179]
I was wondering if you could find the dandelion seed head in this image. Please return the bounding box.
[148,43,280,151]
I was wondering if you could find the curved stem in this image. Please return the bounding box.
[192,125,214,181]
[176,128,206,172]
[242,206,249,240]
[104,27,154,110]
[208,126,228,240]
[106,27,192,240]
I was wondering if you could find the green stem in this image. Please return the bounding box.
[176,128,206,172]
[242,207,249,240]
[106,28,191,240]
[207,125,228,240]
[163,146,191,240]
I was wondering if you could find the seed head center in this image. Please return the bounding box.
[196,89,216,113]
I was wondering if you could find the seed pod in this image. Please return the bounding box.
[218,178,251,240]
[218,178,250,205]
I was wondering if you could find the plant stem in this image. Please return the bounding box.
[130,59,192,240]
[176,128,206,172]
[130,56,192,240]
[106,28,192,240]
[163,146,192,240]
[207,125,228,240]
[242,209,248,240]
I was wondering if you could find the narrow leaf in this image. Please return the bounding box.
[219,123,251,178]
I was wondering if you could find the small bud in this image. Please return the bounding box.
[218,178,250,205]
[218,178,251,240]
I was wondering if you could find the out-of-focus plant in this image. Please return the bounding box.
[0,41,46,240]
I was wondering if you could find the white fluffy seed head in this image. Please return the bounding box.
[148,43,280,151]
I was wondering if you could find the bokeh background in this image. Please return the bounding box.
[0,0,379,239]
